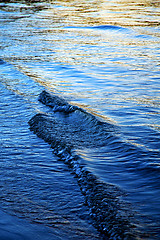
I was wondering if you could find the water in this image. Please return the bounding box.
[0,0,160,239]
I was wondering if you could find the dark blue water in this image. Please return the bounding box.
[0,1,160,239]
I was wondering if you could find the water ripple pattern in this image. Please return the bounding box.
[0,1,160,240]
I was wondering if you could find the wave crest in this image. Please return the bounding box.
[28,91,143,239]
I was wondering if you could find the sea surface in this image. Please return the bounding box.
[0,0,160,239]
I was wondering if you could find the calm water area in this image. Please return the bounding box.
[0,0,160,239]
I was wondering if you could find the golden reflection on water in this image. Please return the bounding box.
[1,0,160,28]
[24,0,159,70]
[48,0,160,27]
[1,0,160,98]
[100,0,160,27]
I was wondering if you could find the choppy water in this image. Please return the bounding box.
[0,1,160,239]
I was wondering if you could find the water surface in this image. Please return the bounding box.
[0,0,160,239]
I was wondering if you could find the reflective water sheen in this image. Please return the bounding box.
[0,0,160,239]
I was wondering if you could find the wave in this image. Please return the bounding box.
[38,91,160,174]
[29,113,138,239]
[37,91,117,149]
[29,90,148,239]
[38,90,80,113]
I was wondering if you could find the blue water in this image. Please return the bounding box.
[0,1,160,239]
